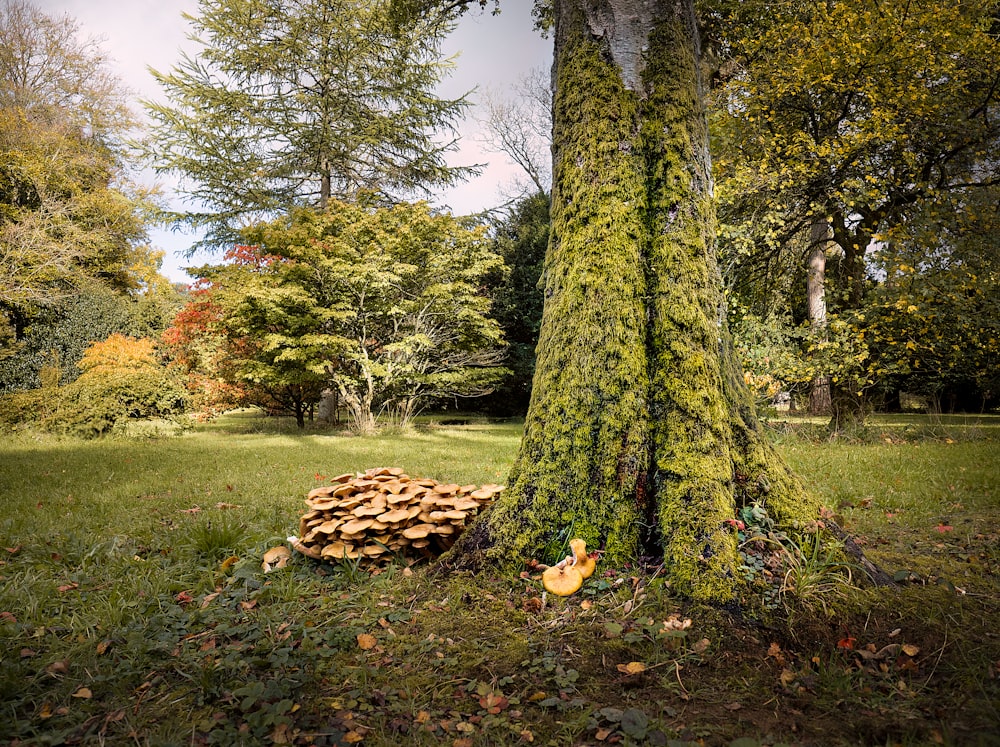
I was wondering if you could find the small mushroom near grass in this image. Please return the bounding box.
[569,538,596,579]
[262,546,292,573]
[541,538,598,596]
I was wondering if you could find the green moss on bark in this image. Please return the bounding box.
[450,0,819,602]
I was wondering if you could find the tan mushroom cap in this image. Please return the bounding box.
[353,505,385,517]
[377,508,411,524]
[316,519,344,534]
[542,562,584,596]
[339,517,375,535]
[569,538,596,579]
[332,472,354,483]
[321,541,354,559]
[307,486,336,500]
[402,523,436,539]
[262,545,292,572]
[452,498,480,512]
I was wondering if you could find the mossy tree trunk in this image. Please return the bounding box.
[451,0,819,602]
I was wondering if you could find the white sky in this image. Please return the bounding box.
[33,0,553,283]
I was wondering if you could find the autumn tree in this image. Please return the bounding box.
[189,200,506,431]
[706,0,1000,425]
[0,0,162,350]
[403,0,820,602]
[144,0,473,248]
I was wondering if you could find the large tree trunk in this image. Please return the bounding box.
[807,218,832,414]
[450,0,818,601]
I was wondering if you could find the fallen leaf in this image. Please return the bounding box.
[617,661,647,675]
[691,638,711,654]
[595,726,613,740]
[38,702,53,719]
[96,640,111,656]
[270,723,293,744]
[57,582,79,593]
[935,524,953,533]
[215,502,241,510]
[519,729,535,743]
[343,731,365,744]
[1,611,17,623]
[4,545,21,554]
[239,599,257,611]
[478,691,509,714]
[724,702,742,711]
[46,660,69,676]
[888,628,901,638]
[219,555,239,573]
[901,644,920,657]
[180,506,201,514]
[175,591,194,605]
[580,599,593,610]
[414,710,431,724]
[201,592,220,609]
[779,668,797,687]
[357,633,377,650]
[20,648,36,658]
[453,739,473,747]
[72,687,93,699]
[837,637,857,650]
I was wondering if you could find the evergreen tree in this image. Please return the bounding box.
[145,0,473,248]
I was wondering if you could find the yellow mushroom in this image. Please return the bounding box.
[569,538,596,579]
[541,556,584,596]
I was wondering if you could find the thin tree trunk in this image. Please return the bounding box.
[450,0,818,602]
[807,218,831,414]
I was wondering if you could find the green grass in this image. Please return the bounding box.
[1,413,998,746]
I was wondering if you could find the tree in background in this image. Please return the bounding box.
[145,0,473,249]
[706,0,1000,426]
[182,200,506,431]
[0,333,187,437]
[0,0,168,386]
[483,191,548,415]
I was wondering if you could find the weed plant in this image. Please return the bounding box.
[0,412,997,745]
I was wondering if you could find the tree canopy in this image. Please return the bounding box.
[145,0,475,249]
[0,0,163,361]
[175,199,506,430]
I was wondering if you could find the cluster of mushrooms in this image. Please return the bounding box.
[286,467,504,563]
[541,538,597,596]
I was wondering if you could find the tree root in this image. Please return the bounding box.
[825,519,897,587]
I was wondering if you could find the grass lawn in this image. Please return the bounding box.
[1,413,998,746]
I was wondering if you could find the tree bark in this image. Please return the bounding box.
[807,218,831,414]
[449,0,819,602]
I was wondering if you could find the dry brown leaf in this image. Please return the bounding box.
[96,640,111,656]
[580,599,593,610]
[779,668,797,687]
[357,633,377,650]
[72,687,92,699]
[617,661,647,675]
[691,638,711,654]
[724,702,742,711]
[901,643,920,657]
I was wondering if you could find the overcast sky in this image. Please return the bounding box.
[33,0,553,283]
